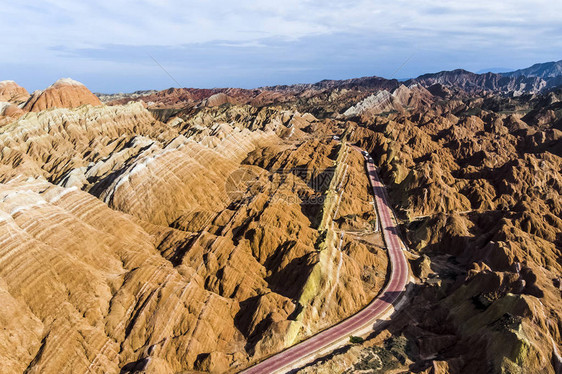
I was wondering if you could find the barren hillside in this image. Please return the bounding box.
[0,71,560,373]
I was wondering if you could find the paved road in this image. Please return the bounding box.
[241,146,409,374]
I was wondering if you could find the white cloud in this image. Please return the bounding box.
[4,0,562,51]
[1,0,561,90]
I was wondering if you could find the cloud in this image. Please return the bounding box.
[1,0,561,91]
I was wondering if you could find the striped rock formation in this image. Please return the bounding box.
[23,78,102,112]
[0,99,388,373]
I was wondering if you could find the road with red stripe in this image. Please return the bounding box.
[241,146,409,374]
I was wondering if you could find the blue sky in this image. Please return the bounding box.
[2,1,561,93]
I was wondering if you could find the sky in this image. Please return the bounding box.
[2,1,562,93]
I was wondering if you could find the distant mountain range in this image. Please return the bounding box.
[97,59,562,104]
[272,59,562,96]
[408,59,562,96]
[502,60,562,79]
[476,67,512,74]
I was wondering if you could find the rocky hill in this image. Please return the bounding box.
[0,81,30,120]
[23,78,102,112]
[0,78,104,125]
[0,80,30,103]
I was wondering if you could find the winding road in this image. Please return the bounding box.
[241,146,409,374]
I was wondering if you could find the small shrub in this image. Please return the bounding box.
[350,336,364,344]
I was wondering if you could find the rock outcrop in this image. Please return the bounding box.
[23,78,102,112]
[0,80,29,103]
[0,102,24,117]
[343,84,434,117]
